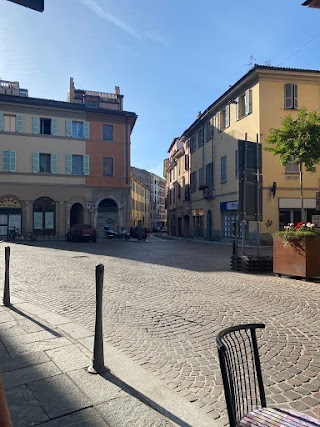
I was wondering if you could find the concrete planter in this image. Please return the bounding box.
[273,235,320,280]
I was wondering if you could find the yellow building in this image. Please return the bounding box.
[167,65,320,244]
[165,136,191,237]
[130,169,150,228]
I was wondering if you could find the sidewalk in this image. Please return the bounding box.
[0,297,219,427]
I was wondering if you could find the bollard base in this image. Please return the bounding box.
[88,365,109,374]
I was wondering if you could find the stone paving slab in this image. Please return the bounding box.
[39,407,110,427]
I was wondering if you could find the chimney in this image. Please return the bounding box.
[115,86,120,95]
[197,111,201,118]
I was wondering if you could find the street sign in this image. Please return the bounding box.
[7,0,44,12]
[316,191,320,211]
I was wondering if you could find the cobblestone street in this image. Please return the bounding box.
[1,236,319,424]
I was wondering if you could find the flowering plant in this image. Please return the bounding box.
[274,222,320,245]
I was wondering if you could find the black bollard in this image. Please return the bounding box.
[3,247,11,307]
[88,264,108,374]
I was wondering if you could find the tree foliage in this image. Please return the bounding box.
[265,108,320,172]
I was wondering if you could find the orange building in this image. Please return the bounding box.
[68,78,137,238]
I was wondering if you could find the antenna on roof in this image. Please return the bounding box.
[242,55,256,70]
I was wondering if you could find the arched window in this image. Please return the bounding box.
[33,197,56,235]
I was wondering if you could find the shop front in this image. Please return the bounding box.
[0,196,22,237]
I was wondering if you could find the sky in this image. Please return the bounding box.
[0,0,319,177]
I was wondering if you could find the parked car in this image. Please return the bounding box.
[104,226,130,240]
[66,224,97,242]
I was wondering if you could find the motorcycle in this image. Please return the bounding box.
[104,226,130,240]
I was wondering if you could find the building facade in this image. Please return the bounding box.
[165,136,191,237]
[165,65,320,244]
[0,78,137,239]
[131,167,167,230]
[130,169,150,228]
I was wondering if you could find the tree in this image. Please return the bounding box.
[265,108,320,223]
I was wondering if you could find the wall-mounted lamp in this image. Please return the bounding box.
[270,182,277,198]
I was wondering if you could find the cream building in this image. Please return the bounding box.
[166,65,320,244]
[130,169,150,228]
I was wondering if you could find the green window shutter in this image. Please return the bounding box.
[3,151,9,171]
[51,153,58,174]
[32,152,39,173]
[52,118,59,136]
[0,112,3,131]
[83,155,90,175]
[32,116,40,134]
[65,153,72,174]
[16,115,24,133]
[65,119,72,137]
[9,151,16,172]
[84,121,90,139]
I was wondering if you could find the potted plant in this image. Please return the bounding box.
[273,222,320,280]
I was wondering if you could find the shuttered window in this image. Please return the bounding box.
[284,83,298,109]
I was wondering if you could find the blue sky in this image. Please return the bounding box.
[1,0,319,177]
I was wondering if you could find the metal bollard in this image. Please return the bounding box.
[3,247,11,307]
[88,264,108,374]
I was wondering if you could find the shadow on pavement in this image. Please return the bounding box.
[101,371,193,427]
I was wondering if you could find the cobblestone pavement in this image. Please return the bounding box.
[0,237,319,424]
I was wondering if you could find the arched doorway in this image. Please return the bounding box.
[207,210,213,240]
[70,203,84,227]
[97,198,118,238]
[33,197,56,236]
[0,196,22,237]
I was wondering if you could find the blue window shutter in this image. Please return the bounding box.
[0,112,3,131]
[51,153,58,174]
[16,115,24,133]
[65,154,72,174]
[3,151,9,171]
[32,116,40,134]
[32,152,39,173]
[52,118,59,136]
[83,155,90,175]
[84,121,90,139]
[65,119,72,137]
[9,151,16,172]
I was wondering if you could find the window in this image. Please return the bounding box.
[39,153,51,173]
[103,157,114,177]
[190,171,197,192]
[197,128,204,148]
[190,135,197,153]
[206,162,214,187]
[285,156,300,173]
[72,121,84,138]
[185,154,189,171]
[284,83,298,109]
[103,124,113,141]
[199,167,204,187]
[65,154,89,175]
[40,118,51,135]
[205,119,214,141]
[4,115,16,132]
[219,105,230,131]
[221,155,227,182]
[185,184,190,200]
[236,89,252,120]
[33,152,57,174]
[2,150,16,172]
[72,155,83,175]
